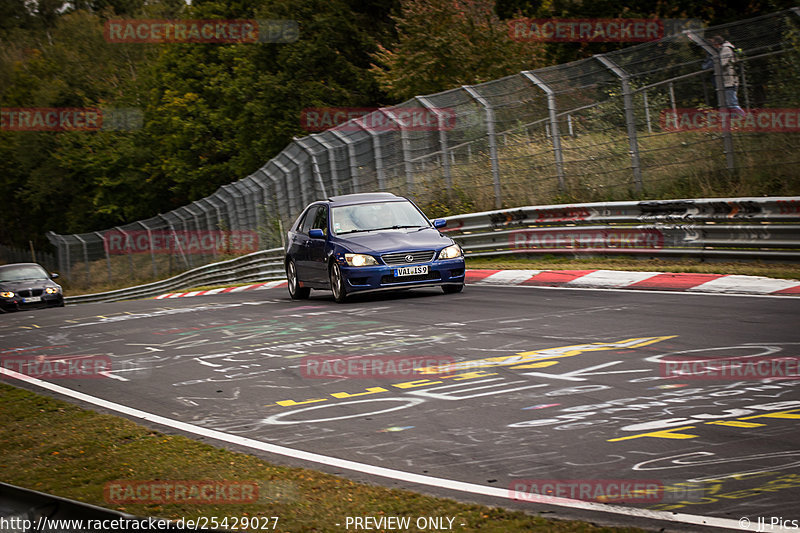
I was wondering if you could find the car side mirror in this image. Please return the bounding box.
[50,273,59,279]
[433,219,447,229]
[309,228,325,239]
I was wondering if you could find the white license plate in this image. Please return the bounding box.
[23,296,42,303]
[394,265,428,277]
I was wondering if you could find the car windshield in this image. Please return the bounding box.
[0,265,49,282]
[332,201,430,235]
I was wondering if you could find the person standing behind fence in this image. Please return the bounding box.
[707,35,746,116]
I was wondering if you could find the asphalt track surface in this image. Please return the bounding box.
[2,283,800,532]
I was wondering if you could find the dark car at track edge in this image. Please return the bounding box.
[0,263,64,313]
[284,193,465,302]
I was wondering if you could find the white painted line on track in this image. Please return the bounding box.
[0,366,745,531]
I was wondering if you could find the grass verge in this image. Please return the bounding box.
[0,383,646,532]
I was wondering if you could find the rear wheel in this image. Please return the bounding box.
[287,259,310,299]
[329,262,348,303]
[442,283,464,294]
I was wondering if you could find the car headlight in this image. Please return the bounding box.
[0,291,14,298]
[439,244,462,260]
[45,287,60,294]
[344,253,378,267]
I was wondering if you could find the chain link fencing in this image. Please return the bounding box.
[44,9,800,289]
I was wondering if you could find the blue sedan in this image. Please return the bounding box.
[284,193,465,302]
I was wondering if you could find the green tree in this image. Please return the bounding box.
[370,0,545,101]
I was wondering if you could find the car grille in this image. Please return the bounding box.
[381,271,441,284]
[18,288,43,297]
[381,250,435,266]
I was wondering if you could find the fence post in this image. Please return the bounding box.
[312,133,340,196]
[686,30,736,174]
[595,54,643,194]
[95,231,113,285]
[172,210,193,268]
[462,85,502,209]
[73,234,90,288]
[522,71,566,193]
[46,232,66,279]
[352,116,386,192]
[642,90,653,133]
[416,96,452,199]
[272,158,300,217]
[137,221,157,278]
[380,109,415,198]
[329,130,361,194]
[259,167,286,221]
[294,136,330,198]
[285,149,312,207]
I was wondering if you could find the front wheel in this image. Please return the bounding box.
[329,262,348,303]
[442,283,464,294]
[287,259,310,299]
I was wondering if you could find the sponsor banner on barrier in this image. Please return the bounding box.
[509,228,664,251]
[104,19,299,43]
[509,479,664,503]
[104,480,260,504]
[103,230,259,255]
[661,356,800,380]
[301,355,457,379]
[1,355,112,380]
[661,108,800,133]
[300,107,457,132]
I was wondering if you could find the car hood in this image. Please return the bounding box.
[333,227,454,255]
[0,279,58,291]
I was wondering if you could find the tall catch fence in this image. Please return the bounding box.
[46,9,800,288]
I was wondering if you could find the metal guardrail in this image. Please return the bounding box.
[442,197,800,260]
[65,197,800,305]
[65,248,285,304]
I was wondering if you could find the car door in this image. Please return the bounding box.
[306,205,329,283]
[290,206,318,280]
